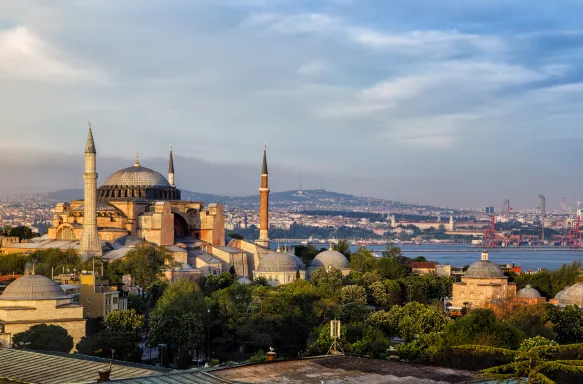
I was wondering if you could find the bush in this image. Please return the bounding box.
[13,324,74,353]
[246,350,266,363]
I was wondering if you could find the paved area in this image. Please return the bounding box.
[215,356,477,384]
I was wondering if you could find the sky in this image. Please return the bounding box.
[1,0,583,210]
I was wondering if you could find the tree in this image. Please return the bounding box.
[545,304,583,344]
[370,280,401,308]
[333,240,352,258]
[76,330,142,363]
[455,338,583,384]
[445,309,523,349]
[369,302,452,342]
[13,324,74,353]
[104,309,144,335]
[8,226,37,241]
[148,279,206,368]
[341,285,366,305]
[377,256,410,279]
[123,246,175,292]
[504,304,556,340]
[309,267,343,299]
[349,247,377,274]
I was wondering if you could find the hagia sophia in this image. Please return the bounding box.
[0,125,351,286]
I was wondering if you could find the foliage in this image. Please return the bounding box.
[104,309,144,335]
[503,304,556,340]
[76,330,143,363]
[123,246,176,291]
[332,240,352,258]
[294,244,326,264]
[253,276,268,286]
[246,350,266,363]
[148,279,206,368]
[346,325,391,358]
[545,304,583,344]
[370,280,401,308]
[341,285,366,305]
[369,302,451,342]
[309,267,343,300]
[445,309,523,349]
[13,324,74,353]
[349,247,377,274]
[0,253,28,275]
[455,339,583,384]
[397,332,447,364]
[2,225,38,241]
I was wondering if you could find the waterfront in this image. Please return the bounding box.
[276,243,583,271]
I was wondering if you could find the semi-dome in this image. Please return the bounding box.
[257,251,298,272]
[0,275,68,301]
[464,260,504,278]
[560,283,583,306]
[311,250,349,270]
[517,284,542,299]
[103,165,170,187]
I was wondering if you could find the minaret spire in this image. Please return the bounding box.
[168,144,175,187]
[79,122,102,260]
[256,144,270,247]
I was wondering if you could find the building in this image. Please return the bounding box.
[252,247,306,285]
[485,206,494,214]
[409,262,437,275]
[0,274,22,294]
[0,274,85,349]
[0,127,305,286]
[307,246,351,276]
[79,274,127,318]
[450,252,517,308]
[503,199,510,214]
[539,194,546,217]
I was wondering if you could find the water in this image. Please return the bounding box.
[277,243,583,271]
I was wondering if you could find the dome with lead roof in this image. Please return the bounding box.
[560,283,583,306]
[257,251,298,272]
[0,275,68,301]
[103,165,170,187]
[464,260,504,279]
[311,250,349,270]
[516,284,542,299]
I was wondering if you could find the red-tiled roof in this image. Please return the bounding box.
[0,275,23,284]
[409,262,436,269]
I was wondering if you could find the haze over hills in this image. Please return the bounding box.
[46,188,455,213]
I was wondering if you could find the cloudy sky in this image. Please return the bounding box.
[1,0,583,209]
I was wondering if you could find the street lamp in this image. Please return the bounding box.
[157,343,167,367]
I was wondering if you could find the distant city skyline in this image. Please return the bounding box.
[1,1,583,208]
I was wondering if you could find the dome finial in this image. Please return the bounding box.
[134,152,140,167]
[276,242,281,252]
[329,242,333,251]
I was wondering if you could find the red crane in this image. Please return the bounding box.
[483,215,498,247]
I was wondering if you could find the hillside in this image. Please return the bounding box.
[46,188,447,212]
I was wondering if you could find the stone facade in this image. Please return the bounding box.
[451,277,517,308]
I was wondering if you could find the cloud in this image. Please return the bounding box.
[297,60,330,77]
[0,25,106,84]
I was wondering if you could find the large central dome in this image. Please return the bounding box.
[103,165,170,187]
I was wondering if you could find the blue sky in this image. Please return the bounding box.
[1,0,583,209]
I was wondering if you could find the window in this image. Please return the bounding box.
[87,298,92,303]
[113,297,118,304]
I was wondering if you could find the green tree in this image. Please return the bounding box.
[545,304,583,344]
[455,338,583,384]
[369,302,451,342]
[341,285,366,305]
[309,267,343,299]
[349,246,377,274]
[370,280,401,308]
[445,309,523,349]
[76,330,142,363]
[104,309,144,335]
[148,279,206,367]
[333,240,352,258]
[13,324,74,353]
[377,255,410,279]
[504,304,556,340]
[8,226,37,241]
[123,246,175,292]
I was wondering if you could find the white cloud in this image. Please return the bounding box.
[297,60,330,77]
[0,26,107,85]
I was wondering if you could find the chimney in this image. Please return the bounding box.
[97,368,111,382]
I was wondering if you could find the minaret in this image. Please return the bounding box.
[256,144,270,247]
[79,123,102,260]
[168,145,175,187]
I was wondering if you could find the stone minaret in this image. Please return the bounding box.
[256,144,270,247]
[168,145,175,187]
[79,124,102,260]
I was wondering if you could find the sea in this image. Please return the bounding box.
[273,243,583,271]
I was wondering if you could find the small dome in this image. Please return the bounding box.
[465,260,504,278]
[517,284,542,299]
[103,165,170,187]
[237,276,252,285]
[560,283,583,306]
[1,275,68,301]
[257,252,298,272]
[311,250,349,270]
